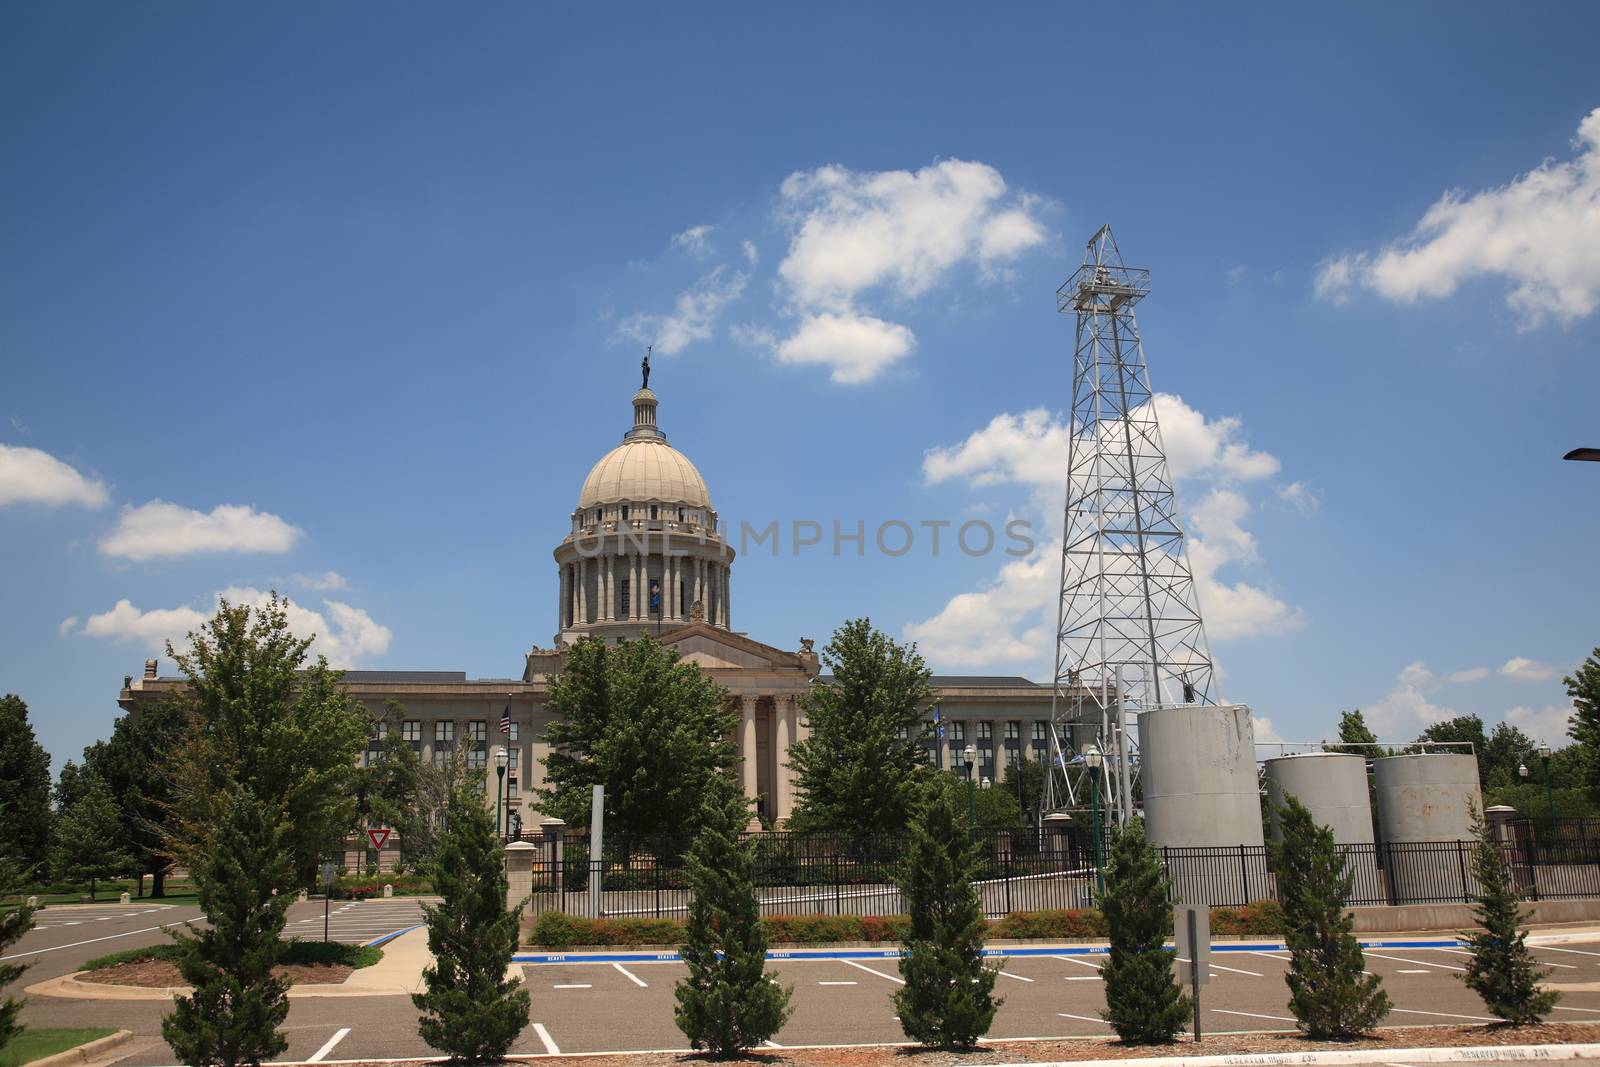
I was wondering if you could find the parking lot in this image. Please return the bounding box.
[280,897,432,945]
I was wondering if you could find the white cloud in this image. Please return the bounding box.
[1446,666,1491,684]
[0,444,109,508]
[616,266,748,356]
[908,393,1299,667]
[1252,714,1284,744]
[773,311,915,385]
[1364,661,1459,736]
[1505,703,1576,746]
[77,586,390,667]
[289,570,348,591]
[670,224,716,257]
[771,159,1045,383]
[1500,656,1557,682]
[1277,481,1321,515]
[742,240,759,266]
[99,501,302,561]
[1316,107,1600,324]
[57,616,78,638]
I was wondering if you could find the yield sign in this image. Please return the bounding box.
[366,827,392,851]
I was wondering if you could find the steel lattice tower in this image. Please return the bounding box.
[1043,225,1219,827]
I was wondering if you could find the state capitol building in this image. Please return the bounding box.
[119,372,1060,827]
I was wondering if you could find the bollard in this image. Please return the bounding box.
[26,896,37,908]
[120,892,131,905]
[383,883,393,898]
[297,889,308,903]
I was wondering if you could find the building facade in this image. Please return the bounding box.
[117,374,1061,829]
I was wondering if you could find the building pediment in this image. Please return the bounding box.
[657,622,816,672]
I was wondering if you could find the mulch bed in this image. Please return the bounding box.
[510,1022,1600,1067]
[78,958,354,987]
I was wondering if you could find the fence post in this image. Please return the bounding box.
[1525,834,1542,902]
[1239,843,1250,905]
[654,850,662,919]
[1383,841,1398,906]
[1003,833,1013,916]
[1455,840,1470,904]
[832,848,841,916]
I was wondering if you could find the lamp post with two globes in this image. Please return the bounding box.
[963,744,977,841]
[1083,744,1105,896]
[495,749,510,840]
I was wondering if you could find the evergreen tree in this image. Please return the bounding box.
[0,695,52,876]
[893,783,1000,1049]
[1460,806,1558,1023]
[162,789,293,1067]
[538,635,737,838]
[1568,648,1600,803]
[0,855,37,1050]
[674,777,792,1056]
[413,782,528,1062]
[1099,818,1190,1044]
[95,701,188,896]
[50,773,133,900]
[788,619,936,839]
[1270,795,1390,1038]
[164,594,370,883]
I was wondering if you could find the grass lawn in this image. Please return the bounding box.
[8,883,199,908]
[0,1028,117,1067]
[83,940,382,972]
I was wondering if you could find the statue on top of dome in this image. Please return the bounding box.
[641,346,651,389]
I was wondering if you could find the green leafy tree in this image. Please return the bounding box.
[358,701,428,873]
[1482,722,1537,790]
[929,771,1025,837]
[413,782,528,1062]
[52,758,95,814]
[788,619,936,839]
[893,783,1000,1049]
[95,701,189,896]
[1325,708,1381,755]
[0,695,52,876]
[164,593,370,882]
[162,789,293,1067]
[1099,818,1190,1044]
[1568,648,1600,803]
[1270,795,1390,1038]
[1460,806,1558,1022]
[538,635,737,838]
[0,855,37,1049]
[50,774,133,900]
[674,777,792,1056]
[1002,754,1045,830]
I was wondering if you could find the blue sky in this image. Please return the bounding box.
[4,3,1599,772]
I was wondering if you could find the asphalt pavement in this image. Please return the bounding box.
[13,921,1600,1065]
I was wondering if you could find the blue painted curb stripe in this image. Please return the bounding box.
[366,923,425,948]
[512,937,1464,964]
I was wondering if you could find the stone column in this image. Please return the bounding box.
[740,694,759,818]
[558,564,569,630]
[774,695,796,823]
[724,564,731,628]
[576,558,587,624]
[603,555,614,621]
[693,558,704,615]
[667,555,678,619]
[504,840,537,938]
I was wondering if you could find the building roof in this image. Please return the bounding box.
[818,674,1046,689]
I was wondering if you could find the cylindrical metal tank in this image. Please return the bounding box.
[1264,753,1374,844]
[1142,703,1265,849]
[1373,752,1483,904]
[1373,753,1481,843]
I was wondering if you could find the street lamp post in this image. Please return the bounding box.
[963,744,977,841]
[1540,741,1555,826]
[1084,745,1105,897]
[495,749,510,840]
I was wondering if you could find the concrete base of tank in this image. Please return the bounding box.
[1347,896,1600,932]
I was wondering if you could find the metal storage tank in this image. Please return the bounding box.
[1373,753,1481,842]
[1141,703,1266,906]
[1264,753,1374,845]
[1373,752,1483,904]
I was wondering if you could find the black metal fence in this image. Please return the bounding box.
[510,828,1600,918]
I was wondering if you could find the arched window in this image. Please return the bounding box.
[621,505,630,521]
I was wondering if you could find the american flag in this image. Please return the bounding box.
[499,705,511,735]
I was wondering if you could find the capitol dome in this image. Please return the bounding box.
[575,387,713,511]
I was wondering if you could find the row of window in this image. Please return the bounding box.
[584,505,691,525]
[367,720,526,792]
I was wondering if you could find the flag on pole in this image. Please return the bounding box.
[499,705,511,735]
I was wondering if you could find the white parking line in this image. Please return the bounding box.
[1397,969,1430,974]
[1058,1012,1108,1025]
[532,1023,559,1055]
[1065,976,1102,981]
[1365,951,1466,973]
[553,984,591,989]
[1250,950,1291,961]
[1555,1005,1600,1014]
[840,959,904,985]
[1391,1007,1498,1022]
[1,919,193,960]
[1540,945,1600,959]
[818,981,857,986]
[1212,1008,1296,1022]
[1176,957,1262,977]
[612,963,647,988]
[1053,954,1102,970]
[306,1028,350,1063]
[997,970,1034,982]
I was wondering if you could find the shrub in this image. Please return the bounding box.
[989,908,1106,940]
[1210,900,1286,936]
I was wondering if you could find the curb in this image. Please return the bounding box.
[22,1029,133,1067]
[980,1042,1600,1067]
